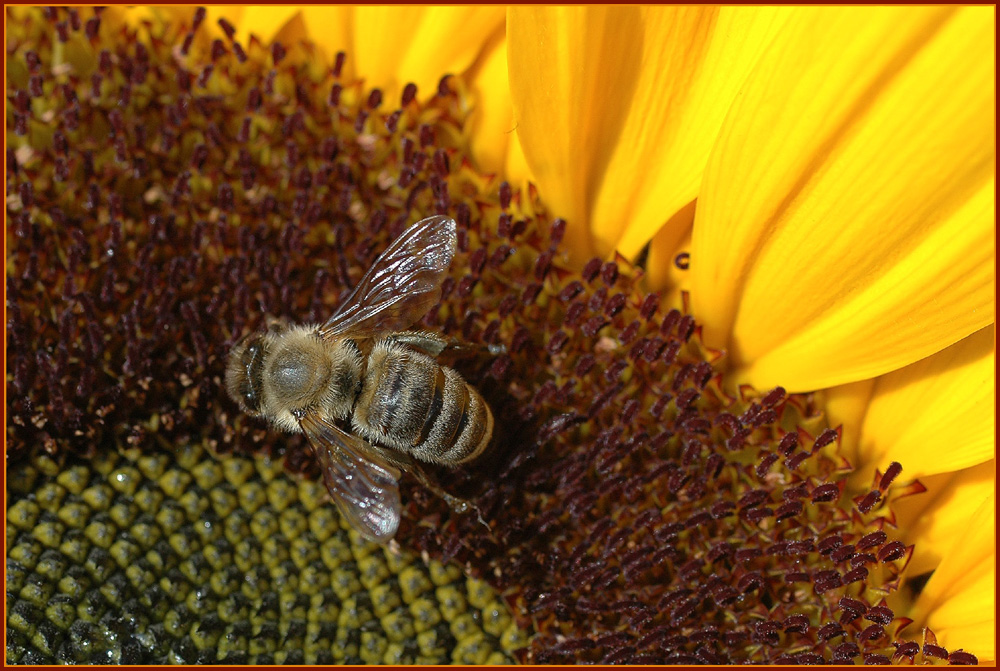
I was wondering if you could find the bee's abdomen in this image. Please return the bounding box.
[411,366,491,465]
[354,343,491,465]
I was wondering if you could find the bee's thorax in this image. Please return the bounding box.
[261,325,363,433]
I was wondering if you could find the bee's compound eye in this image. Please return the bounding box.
[237,335,266,414]
[240,381,262,413]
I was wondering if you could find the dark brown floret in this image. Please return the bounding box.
[948,650,979,665]
[879,461,904,490]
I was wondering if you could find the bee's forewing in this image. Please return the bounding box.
[300,412,402,543]
[318,215,457,341]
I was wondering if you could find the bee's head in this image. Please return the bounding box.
[224,331,268,415]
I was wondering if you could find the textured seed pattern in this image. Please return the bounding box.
[6,445,522,664]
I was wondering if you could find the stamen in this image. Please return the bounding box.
[332,51,346,77]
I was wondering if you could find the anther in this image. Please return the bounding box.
[271,42,286,65]
[327,83,341,106]
[878,462,903,491]
[812,428,838,451]
[582,258,602,282]
[332,52,346,77]
[856,490,881,513]
[437,75,452,97]
[232,43,247,63]
[217,17,236,39]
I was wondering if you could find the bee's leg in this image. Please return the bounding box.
[391,332,507,357]
[367,441,485,522]
[405,461,491,531]
[389,332,450,356]
[406,461,471,512]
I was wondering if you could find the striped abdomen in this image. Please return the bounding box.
[352,341,492,465]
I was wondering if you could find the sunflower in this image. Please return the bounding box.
[227,5,995,659]
[6,5,994,664]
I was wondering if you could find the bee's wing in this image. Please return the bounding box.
[300,412,402,543]
[318,215,457,340]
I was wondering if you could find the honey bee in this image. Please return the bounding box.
[225,215,495,543]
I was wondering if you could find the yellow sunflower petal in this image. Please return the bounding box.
[504,127,531,192]
[644,207,697,298]
[103,6,202,39]
[286,5,358,70]
[508,7,789,264]
[913,493,995,660]
[295,7,352,43]
[220,7,349,70]
[892,461,994,576]
[118,6,199,27]
[690,7,995,391]
[464,28,518,180]
[462,22,530,190]
[223,6,291,43]
[608,8,792,263]
[218,7,501,100]
[857,325,994,476]
[350,7,504,98]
